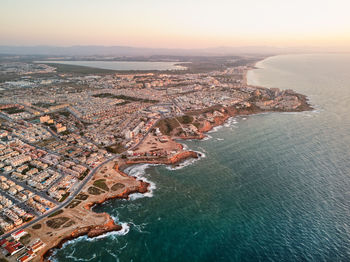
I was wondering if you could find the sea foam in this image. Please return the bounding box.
[165,150,206,171]
[124,164,158,199]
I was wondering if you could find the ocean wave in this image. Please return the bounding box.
[105,244,126,260]
[311,105,323,113]
[129,221,150,234]
[206,117,239,132]
[165,150,206,171]
[124,164,158,199]
[182,143,189,151]
[207,125,223,133]
[197,146,207,153]
[281,108,321,117]
[112,222,130,237]
[65,253,97,262]
[49,222,130,262]
[224,118,238,127]
[281,111,304,115]
[202,134,212,141]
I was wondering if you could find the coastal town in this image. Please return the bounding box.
[0,56,311,261]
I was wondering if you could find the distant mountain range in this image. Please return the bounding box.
[0,45,341,56]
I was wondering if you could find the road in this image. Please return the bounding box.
[0,153,119,240]
[129,118,161,151]
[0,172,58,205]
[0,107,164,240]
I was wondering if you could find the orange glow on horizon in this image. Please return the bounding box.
[1,0,350,51]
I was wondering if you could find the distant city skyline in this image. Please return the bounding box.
[1,0,350,51]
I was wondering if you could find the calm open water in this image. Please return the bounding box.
[53,54,350,262]
[36,61,187,71]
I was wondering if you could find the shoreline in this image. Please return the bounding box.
[42,108,312,261]
[26,58,313,261]
[42,174,150,261]
[44,105,313,261]
[40,151,200,261]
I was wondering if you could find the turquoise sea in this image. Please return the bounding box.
[53,54,350,261]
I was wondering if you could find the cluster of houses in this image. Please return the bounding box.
[11,123,51,144]
[0,140,62,191]
[40,115,67,133]
[48,174,78,201]
[56,160,87,178]
[0,192,34,233]
[26,196,55,215]
[0,230,46,262]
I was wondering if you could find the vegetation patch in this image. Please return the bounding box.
[48,209,64,218]
[19,233,31,245]
[88,186,104,195]
[1,107,25,114]
[156,118,180,135]
[57,110,71,117]
[32,223,42,230]
[33,102,58,108]
[59,192,70,202]
[34,137,56,147]
[46,217,70,229]
[105,142,125,154]
[111,183,125,191]
[93,179,109,191]
[177,115,193,124]
[92,93,158,103]
[44,63,118,75]
[62,220,76,228]
[23,216,34,223]
[75,193,89,201]
[193,121,201,129]
[66,200,81,209]
[78,169,89,180]
[175,130,185,136]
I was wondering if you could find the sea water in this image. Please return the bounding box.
[53,54,350,261]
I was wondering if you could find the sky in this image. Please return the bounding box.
[1,0,350,50]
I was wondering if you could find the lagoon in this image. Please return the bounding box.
[36,60,187,71]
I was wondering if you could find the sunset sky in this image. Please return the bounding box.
[1,0,350,49]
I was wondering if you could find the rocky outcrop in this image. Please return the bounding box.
[115,181,149,198]
[178,133,205,140]
[199,120,213,133]
[43,173,150,261]
[165,151,198,164]
[42,217,121,261]
[125,150,198,166]
[84,180,149,210]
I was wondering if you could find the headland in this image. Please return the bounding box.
[0,55,312,262]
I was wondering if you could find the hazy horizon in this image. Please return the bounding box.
[1,44,348,57]
[1,0,350,52]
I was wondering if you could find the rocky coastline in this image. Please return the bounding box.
[42,217,121,261]
[41,178,150,261]
[125,150,199,165]
[40,150,199,261]
[37,64,314,261]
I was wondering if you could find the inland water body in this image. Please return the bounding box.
[36,61,187,71]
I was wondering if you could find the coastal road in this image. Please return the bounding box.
[129,118,162,151]
[0,154,120,240]
[0,110,162,239]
